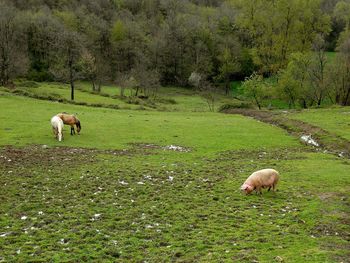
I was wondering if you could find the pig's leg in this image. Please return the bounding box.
[256,186,262,195]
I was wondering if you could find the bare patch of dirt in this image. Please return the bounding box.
[0,144,158,169]
[222,109,350,159]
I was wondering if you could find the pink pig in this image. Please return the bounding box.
[241,168,280,195]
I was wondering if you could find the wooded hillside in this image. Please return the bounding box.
[1,0,350,106]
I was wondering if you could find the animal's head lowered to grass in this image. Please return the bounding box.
[240,183,254,195]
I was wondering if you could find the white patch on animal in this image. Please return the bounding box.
[300,135,319,147]
[21,216,27,220]
[119,181,128,185]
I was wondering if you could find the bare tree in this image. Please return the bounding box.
[309,35,328,106]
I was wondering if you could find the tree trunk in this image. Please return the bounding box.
[317,91,323,106]
[69,67,74,101]
[70,77,75,101]
[342,87,350,106]
[97,80,101,92]
[254,94,261,110]
[91,79,96,91]
[225,79,230,96]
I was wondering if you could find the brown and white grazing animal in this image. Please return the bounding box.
[50,115,64,141]
[241,168,280,195]
[56,113,81,135]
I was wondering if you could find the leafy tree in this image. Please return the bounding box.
[26,10,62,81]
[0,1,28,86]
[216,45,241,95]
[234,0,330,75]
[242,72,266,109]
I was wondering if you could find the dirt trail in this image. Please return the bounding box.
[222,109,350,159]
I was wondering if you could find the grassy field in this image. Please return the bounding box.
[287,107,350,141]
[10,81,237,112]
[0,90,349,262]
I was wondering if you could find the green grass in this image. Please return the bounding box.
[12,81,239,112]
[0,92,297,155]
[14,82,141,110]
[287,107,350,141]
[0,92,349,262]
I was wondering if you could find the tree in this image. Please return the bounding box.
[51,11,83,101]
[309,35,328,106]
[80,49,98,91]
[26,10,62,81]
[0,1,28,86]
[216,45,241,95]
[242,72,266,109]
[233,0,331,75]
[329,33,350,105]
[129,65,160,97]
[334,1,350,30]
[188,72,217,111]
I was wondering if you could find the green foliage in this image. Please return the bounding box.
[234,0,331,75]
[111,20,126,42]
[334,1,350,29]
[218,101,253,111]
[242,72,267,109]
[53,10,78,31]
[0,0,347,107]
[277,52,312,108]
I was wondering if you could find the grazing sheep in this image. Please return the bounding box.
[241,168,280,195]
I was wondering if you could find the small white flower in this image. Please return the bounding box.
[21,216,27,220]
[38,211,44,215]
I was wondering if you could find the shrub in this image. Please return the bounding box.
[157,98,177,104]
[218,102,253,112]
[19,81,39,88]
